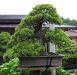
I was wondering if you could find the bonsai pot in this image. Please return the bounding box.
[63,58,77,70]
[18,53,63,70]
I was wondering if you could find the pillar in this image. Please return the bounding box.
[49,23,56,75]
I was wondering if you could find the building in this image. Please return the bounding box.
[0,15,77,40]
[0,15,24,34]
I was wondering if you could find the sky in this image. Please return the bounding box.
[0,0,77,19]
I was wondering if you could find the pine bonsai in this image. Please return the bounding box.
[4,4,71,59]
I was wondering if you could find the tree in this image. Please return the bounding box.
[4,4,71,59]
[57,40,77,59]
[62,17,77,25]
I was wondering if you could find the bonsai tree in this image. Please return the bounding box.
[57,40,77,59]
[4,4,71,59]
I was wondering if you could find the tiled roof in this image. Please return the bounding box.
[0,15,24,20]
[65,31,77,37]
[0,15,25,23]
[42,23,77,28]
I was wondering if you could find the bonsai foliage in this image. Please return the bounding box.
[45,29,71,48]
[4,4,71,59]
[17,4,62,31]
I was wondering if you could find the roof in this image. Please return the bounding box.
[0,15,25,24]
[42,23,77,28]
[0,24,16,28]
[0,15,77,28]
[0,15,24,20]
[65,30,77,37]
[55,25,77,28]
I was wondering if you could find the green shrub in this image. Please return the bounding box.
[57,40,77,59]
[0,32,11,50]
[0,32,11,57]
[56,67,71,75]
[0,58,21,75]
